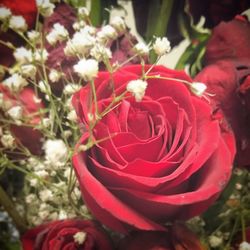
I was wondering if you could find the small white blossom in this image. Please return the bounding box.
[38,209,50,220]
[67,110,77,122]
[209,235,223,248]
[127,79,148,102]
[36,0,55,17]
[34,49,48,62]
[3,73,28,92]
[49,69,61,83]
[0,7,11,20]
[74,232,87,245]
[25,194,36,204]
[20,64,37,78]
[63,83,81,95]
[110,16,126,34]
[38,80,49,93]
[153,37,171,56]
[58,210,67,220]
[134,42,149,56]
[46,23,69,45]
[13,47,32,64]
[1,133,15,148]
[35,170,49,178]
[97,25,118,42]
[29,178,38,187]
[65,30,95,57]
[41,117,51,128]
[7,106,23,120]
[43,139,68,168]
[9,15,27,32]
[27,30,40,42]
[73,59,98,81]
[78,7,89,18]
[240,241,250,250]
[190,82,207,97]
[39,189,53,202]
[90,44,112,62]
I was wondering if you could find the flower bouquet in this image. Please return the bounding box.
[0,0,250,249]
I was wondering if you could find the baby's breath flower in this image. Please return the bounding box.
[46,23,69,45]
[36,0,55,17]
[190,82,207,97]
[35,169,49,178]
[29,178,38,187]
[63,83,81,95]
[67,110,77,122]
[20,64,37,78]
[13,47,32,64]
[9,15,27,32]
[38,80,49,93]
[134,42,149,56]
[240,241,250,250]
[27,30,40,43]
[0,7,11,20]
[7,106,23,120]
[58,210,67,220]
[110,16,126,34]
[97,25,118,43]
[127,79,148,102]
[153,37,171,56]
[39,189,53,202]
[34,49,48,62]
[1,132,15,148]
[74,232,87,245]
[73,59,98,81]
[90,44,112,62]
[78,7,89,19]
[25,194,36,204]
[49,69,61,83]
[3,73,28,92]
[41,117,51,128]
[43,139,68,168]
[65,30,95,57]
[209,235,223,248]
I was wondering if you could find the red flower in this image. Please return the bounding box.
[194,61,250,167]
[118,223,205,250]
[204,15,250,65]
[72,65,235,232]
[0,85,43,155]
[21,219,113,250]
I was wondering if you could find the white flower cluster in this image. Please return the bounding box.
[126,79,148,102]
[36,0,55,17]
[46,23,69,45]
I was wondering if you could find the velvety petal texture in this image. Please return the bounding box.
[21,219,113,250]
[73,65,235,232]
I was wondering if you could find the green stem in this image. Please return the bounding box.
[0,185,27,234]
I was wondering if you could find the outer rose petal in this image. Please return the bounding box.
[73,64,235,232]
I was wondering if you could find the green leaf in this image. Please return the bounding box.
[66,0,86,8]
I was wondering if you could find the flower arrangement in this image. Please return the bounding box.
[0,0,250,249]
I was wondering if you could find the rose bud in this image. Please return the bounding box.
[21,219,113,250]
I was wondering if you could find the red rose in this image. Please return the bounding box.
[0,85,43,155]
[204,15,250,65]
[21,219,113,250]
[72,65,235,232]
[194,60,250,167]
[118,223,205,250]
